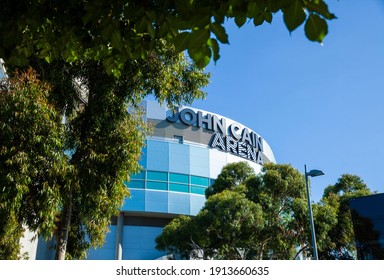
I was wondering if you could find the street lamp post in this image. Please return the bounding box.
[304,164,324,260]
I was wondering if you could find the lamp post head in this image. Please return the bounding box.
[306,169,325,177]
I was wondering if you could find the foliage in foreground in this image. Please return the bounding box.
[1,0,336,73]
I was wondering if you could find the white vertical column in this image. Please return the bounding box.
[115,212,124,260]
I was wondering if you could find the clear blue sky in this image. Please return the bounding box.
[191,0,384,202]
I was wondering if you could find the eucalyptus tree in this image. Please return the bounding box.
[157,189,265,260]
[156,162,318,259]
[316,174,372,259]
[0,69,67,259]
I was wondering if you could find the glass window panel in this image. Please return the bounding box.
[169,183,189,193]
[169,143,190,174]
[130,171,145,180]
[146,181,167,191]
[169,173,189,184]
[146,140,169,172]
[191,186,206,195]
[127,180,145,189]
[121,190,145,212]
[190,195,205,215]
[190,146,209,177]
[191,175,209,186]
[168,192,190,215]
[145,191,168,213]
[147,171,167,181]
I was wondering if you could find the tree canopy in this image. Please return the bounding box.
[0,0,335,75]
[156,162,315,259]
[316,174,372,259]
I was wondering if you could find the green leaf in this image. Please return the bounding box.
[263,11,273,24]
[136,16,148,34]
[173,32,190,53]
[189,27,210,49]
[147,22,155,39]
[267,0,286,13]
[210,22,229,44]
[190,14,211,28]
[213,10,225,24]
[207,38,220,62]
[188,45,211,68]
[305,14,328,42]
[282,0,306,32]
[101,22,114,40]
[158,22,169,38]
[111,30,122,49]
[44,55,52,63]
[247,2,261,18]
[235,16,247,28]
[305,0,337,20]
[253,14,264,26]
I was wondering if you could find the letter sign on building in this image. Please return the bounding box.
[167,108,264,165]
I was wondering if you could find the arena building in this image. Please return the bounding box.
[33,100,276,259]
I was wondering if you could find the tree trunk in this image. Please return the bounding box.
[55,189,73,260]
